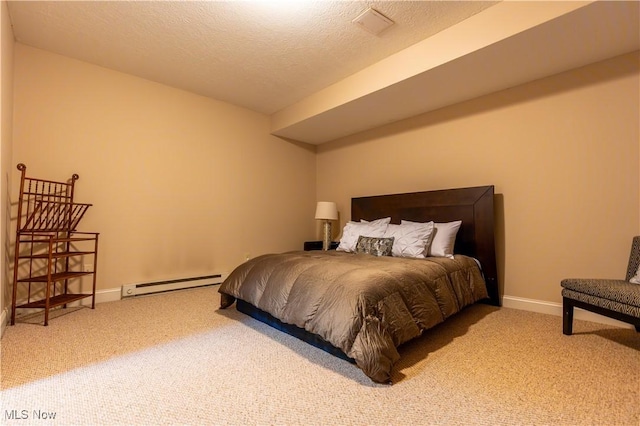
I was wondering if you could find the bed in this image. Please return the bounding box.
[218,185,500,383]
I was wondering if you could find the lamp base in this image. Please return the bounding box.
[322,221,332,251]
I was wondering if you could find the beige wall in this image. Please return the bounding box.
[1,1,14,328]
[11,44,316,296]
[317,51,640,304]
[5,39,639,315]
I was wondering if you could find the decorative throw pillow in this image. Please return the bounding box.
[355,236,394,257]
[336,218,391,252]
[383,221,434,258]
[630,264,640,284]
[402,220,462,258]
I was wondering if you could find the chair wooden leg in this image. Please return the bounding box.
[563,298,574,335]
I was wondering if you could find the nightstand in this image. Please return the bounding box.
[304,241,339,251]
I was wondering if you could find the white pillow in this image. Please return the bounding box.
[402,220,462,258]
[360,217,392,225]
[630,264,640,284]
[383,222,434,258]
[336,218,390,253]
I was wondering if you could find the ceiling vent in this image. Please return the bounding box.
[352,8,394,36]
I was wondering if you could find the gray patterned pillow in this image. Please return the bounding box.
[355,236,394,257]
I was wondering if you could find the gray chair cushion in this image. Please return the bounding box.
[562,288,640,318]
[561,237,640,333]
[561,279,640,305]
[561,279,640,318]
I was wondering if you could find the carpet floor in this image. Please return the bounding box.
[1,286,638,425]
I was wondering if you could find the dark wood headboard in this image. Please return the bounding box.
[351,185,500,307]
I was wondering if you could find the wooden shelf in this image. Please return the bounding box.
[19,251,95,260]
[11,163,99,326]
[17,293,92,309]
[20,236,97,243]
[17,271,93,283]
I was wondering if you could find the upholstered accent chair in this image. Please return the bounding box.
[561,236,640,335]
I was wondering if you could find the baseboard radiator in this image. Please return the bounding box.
[121,273,227,298]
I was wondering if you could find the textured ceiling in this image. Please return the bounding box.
[7,1,639,144]
[7,0,498,115]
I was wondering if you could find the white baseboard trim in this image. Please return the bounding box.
[4,287,122,329]
[502,295,634,329]
[2,284,222,331]
[81,287,122,305]
[63,287,122,308]
[0,308,7,338]
[4,290,631,335]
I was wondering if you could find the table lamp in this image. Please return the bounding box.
[315,201,338,250]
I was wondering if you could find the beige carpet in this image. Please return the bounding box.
[1,286,638,425]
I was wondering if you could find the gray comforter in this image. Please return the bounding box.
[218,250,488,383]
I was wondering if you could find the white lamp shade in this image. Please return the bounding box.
[315,201,338,220]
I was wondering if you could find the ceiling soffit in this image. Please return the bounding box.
[272,1,640,144]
